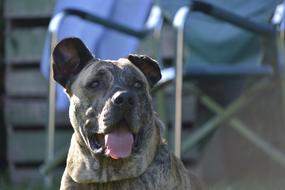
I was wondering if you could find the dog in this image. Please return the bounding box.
[52,37,201,190]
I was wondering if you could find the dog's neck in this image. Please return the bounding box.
[66,118,161,183]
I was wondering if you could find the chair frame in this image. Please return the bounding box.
[171,1,285,169]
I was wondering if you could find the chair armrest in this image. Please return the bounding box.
[171,1,277,36]
[190,0,276,36]
[157,64,273,87]
[48,5,162,39]
[272,2,285,31]
[183,64,274,78]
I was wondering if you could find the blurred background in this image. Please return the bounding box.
[1,0,285,189]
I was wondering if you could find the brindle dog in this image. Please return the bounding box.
[52,37,201,190]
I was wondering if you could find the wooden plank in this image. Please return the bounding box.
[9,165,63,185]
[5,27,47,64]
[6,68,48,97]
[4,0,56,19]
[5,99,47,126]
[7,129,72,163]
[4,98,70,126]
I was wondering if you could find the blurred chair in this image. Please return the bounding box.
[40,0,162,183]
[157,0,285,168]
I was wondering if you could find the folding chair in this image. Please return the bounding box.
[40,0,162,184]
[157,0,285,170]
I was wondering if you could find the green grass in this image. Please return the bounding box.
[0,172,59,190]
[1,171,284,190]
[207,177,285,190]
[0,181,59,190]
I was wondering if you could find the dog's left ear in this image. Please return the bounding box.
[128,54,162,88]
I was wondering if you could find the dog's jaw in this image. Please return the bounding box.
[67,96,161,183]
[85,117,137,159]
[66,115,160,184]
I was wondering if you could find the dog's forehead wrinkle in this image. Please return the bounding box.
[80,60,115,73]
[81,59,146,88]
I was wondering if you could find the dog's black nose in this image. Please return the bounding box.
[112,91,134,107]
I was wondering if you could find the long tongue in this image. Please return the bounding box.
[105,127,134,160]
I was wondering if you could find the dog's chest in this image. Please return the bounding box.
[76,178,161,190]
[79,176,174,190]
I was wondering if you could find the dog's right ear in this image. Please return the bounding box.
[127,54,161,88]
[52,37,94,88]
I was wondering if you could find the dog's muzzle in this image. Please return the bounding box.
[85,90,138,160]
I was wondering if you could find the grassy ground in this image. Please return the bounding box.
[205,175,285,190]
[0,172,59,190]
[0,184,57,190]
[1,174,284,190]
[209,180,285,190]
[0,182,59,190]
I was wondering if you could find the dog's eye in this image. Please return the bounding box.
[133,81,143,89]
[88,80,100,89]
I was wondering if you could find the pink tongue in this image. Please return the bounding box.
[105,128,134,160]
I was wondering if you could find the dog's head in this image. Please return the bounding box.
[53,38,163,183]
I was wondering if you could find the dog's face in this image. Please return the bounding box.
[69,59,153,160]
[53,38,162,183]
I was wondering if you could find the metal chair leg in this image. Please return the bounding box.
[45,30,57,187]
[181,78,271,152]
[173,6,189,158]
[200,87,285,168]
[44,12,66,186]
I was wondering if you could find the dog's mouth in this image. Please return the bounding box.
[87,119,136,160]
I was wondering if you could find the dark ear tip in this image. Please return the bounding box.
[53,37,83,54]
[53,38,80,60]
[127,54,141,62]
[127,54,158,65]
[56,37,83,47]
[128,54,153,61]
[127,54,134,58]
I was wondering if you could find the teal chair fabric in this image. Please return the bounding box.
[158,0,281,67]
[156,0,285,159]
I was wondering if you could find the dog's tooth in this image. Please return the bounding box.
[105,149,110,155]
[94,147,104,155]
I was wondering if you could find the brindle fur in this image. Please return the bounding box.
[52,38,201,190]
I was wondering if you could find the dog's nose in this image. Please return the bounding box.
[112,91,134,107]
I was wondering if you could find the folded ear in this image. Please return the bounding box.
[52,37,94,88]
[127,54,161,88]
